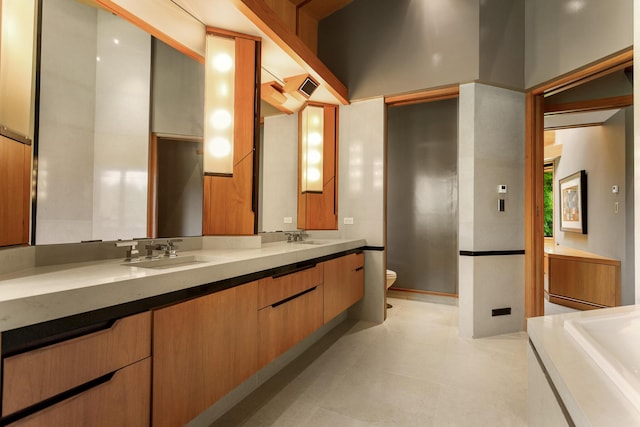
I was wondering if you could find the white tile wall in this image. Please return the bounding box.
[261,113,299,232]
[92,11,150,241]
[458,83,525,338]
[338,98,385,247]
[338,98,386,324]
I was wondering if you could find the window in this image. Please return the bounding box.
[543,163,554,237]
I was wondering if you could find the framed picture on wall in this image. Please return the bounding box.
[559,170,587,234]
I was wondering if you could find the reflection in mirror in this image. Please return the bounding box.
[37,0,150,244]
[35,0,209,244]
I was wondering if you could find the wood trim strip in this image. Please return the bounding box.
[544,95,633,114]
[95,0,205,64]
[147,133,158,238]
[548,294,607,310]
[389,287,459,299]
[525,92,545,321]
[385,85,460,107]
[525,50,632,323]
[528,48,632,95]
[543,59,633,97]
[205,26,262,42]
[230,0,349,104]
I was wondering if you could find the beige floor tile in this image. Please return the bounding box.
[211,298,527,426]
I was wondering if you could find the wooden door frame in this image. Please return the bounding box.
[525,48,633,320]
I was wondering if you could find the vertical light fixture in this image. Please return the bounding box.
[204,33,235,175]
[301,104,324,193]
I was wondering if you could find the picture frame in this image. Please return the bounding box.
[559,170,587,234]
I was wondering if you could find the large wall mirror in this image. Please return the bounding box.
[35,0,268,244]
[26,0,339,245]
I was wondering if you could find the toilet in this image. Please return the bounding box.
[386,269,397,309]
[386,269,397,289]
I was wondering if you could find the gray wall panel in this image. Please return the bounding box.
[524,0,632,88]
[319,0,479,100]
[387,99,458,294]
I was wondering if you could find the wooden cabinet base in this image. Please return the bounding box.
[323,253,364,323]
[152,282,258,427]
[8,358,151,427]
[258,285,324,368]
[3,312,151,416]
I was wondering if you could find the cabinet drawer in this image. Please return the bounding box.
[8,357,151,427]
[258,284,323,368]
[323,253,364,323]
[258,264,323,309]
[3,311,151,416]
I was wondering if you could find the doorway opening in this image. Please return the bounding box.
[384,86,460,309]
[525,48,633,318]
[148,133,203,238]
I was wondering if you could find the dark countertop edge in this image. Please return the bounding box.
[1,247,365,357]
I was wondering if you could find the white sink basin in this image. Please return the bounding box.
[293,240,327,245]
[124,255,214,269]
[565,311,640,412]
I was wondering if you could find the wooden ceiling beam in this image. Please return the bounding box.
[231,0,349,104]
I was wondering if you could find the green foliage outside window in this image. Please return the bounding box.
[543,170,553,237]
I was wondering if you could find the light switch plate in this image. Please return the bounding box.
[498,184,507,194]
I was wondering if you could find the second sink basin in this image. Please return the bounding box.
[294,240,327,245]
[125,255,213,269]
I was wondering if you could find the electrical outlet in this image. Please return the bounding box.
[343,217,354,225]
[283,217,292,224]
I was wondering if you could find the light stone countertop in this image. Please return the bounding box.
[0,238,366,333]
[528,305,640,426]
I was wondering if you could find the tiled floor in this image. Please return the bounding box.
[211,298,528,426]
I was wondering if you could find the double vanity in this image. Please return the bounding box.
[0,237,366,426]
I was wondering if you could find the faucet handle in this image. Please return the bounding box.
[115,240,140,262]
[165,239,182,257]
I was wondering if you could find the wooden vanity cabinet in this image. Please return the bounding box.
[7,358,151,427]
[257,264,324,368]
[323,252,364,323]
[152,281,259,427]
[2,311,151,425]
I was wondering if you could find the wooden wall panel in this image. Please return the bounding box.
[203,36,257,235]
[0,136,30,246]
[262,0,296,32]
[298,104,338,230]
[297,8,318,55]
[548,255,621,308]
[235,37,257,162]
[203,154,255,235]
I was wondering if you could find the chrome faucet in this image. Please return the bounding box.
[115,240,140,262]
[144,241,165,259]
[165,239,182,257]
[285,231,308,243]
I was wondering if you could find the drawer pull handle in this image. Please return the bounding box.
[0,371,115,424]
[355,267,364,272]
[271,264,316,279]
[271,286,317,308]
